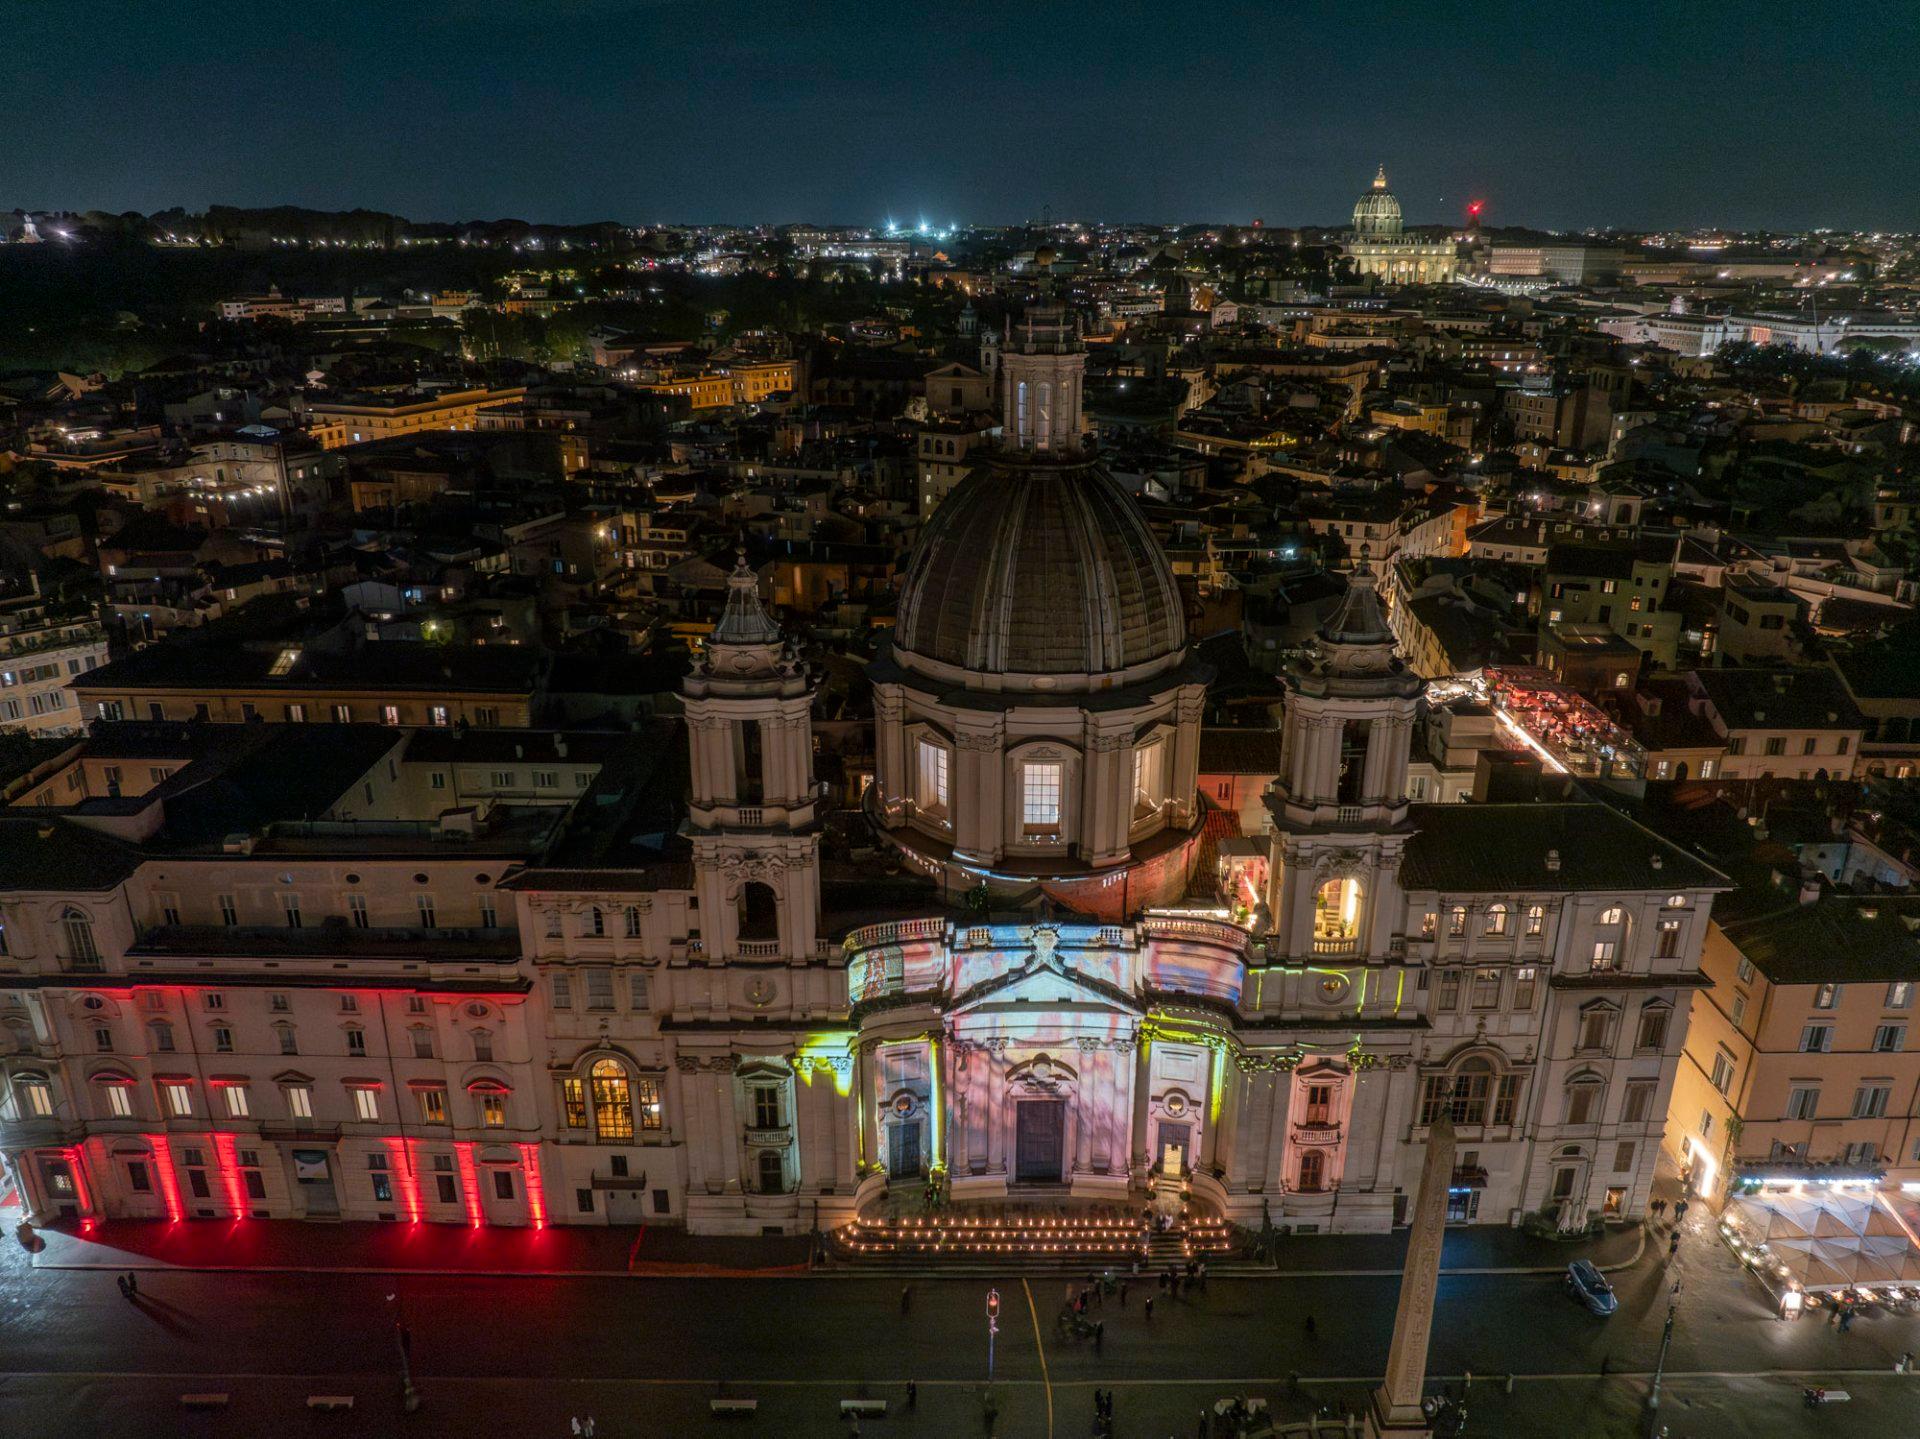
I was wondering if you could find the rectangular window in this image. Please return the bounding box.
[353,1088,380,1122]
[1613,1141,1636,1173]
[585,970,615,1011]
[1590,940,1617,971]
[419,1089,448,1123]
[1874,1024,1906,1053]
[1764,736,1785,757]
[224,1086,250,1118]
[1854,1085,1891,1119]
[624,906,642,939]
[411,1029,434,1059]
[1437,970,1461,1011]
[1657,920,1681,958]
[212,1026,233,1053]
[533,770,557,789]
[1021,762,1062,831]
[493,1171,514,1201]
[1709,1052,1734,1093]
[1512,966,1537,1010]
[416,894,437,929]
[629,972,651,1010]
[561,1077,588,1129]
[349,894,369,928]
[480,896,498,930]
[1726,737,1746,756]
[490,770,515,788]
[1786,1086,1820,1120]
[1579,1011,1611,1051]
[1449,905,1467,937]
[481,1093,506,1128]
[1621,1080,1655,1124]
[1524,905,1545,936]
[1566,1085,1599,1125]
[752,1085,783,1130]
[218,894,238,927]
[106,1085,133,1117]
[1888,981,1913,1010]
[346,1029,367,1056]
[637,1076,663,1130]
[162,1082,192,1117]
[281,893,302,929]
[1492,1074,1520,1125]
[436,1173,458,1205]
[1800,1024,1832,1053]
[1637,1008,1670,1052]
[1814,983,1839,1010]
[287,1085,313,1118]
[1470,967,1501,1009]
[1731,991,1748,1029]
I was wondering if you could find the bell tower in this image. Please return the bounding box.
[682,554,821,959]
[1264,563,1422,960]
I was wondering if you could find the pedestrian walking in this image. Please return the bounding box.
[1668,1231,1680,1258]
[115,1274,130,1300]
[125,1271,138,1298]
[1841,1308,1856,1333]
[1197,1409,1208,1438]
[1158,1268,1168,1292]
[1674,1199,1689,1224]
[1144,1296,1154,1321]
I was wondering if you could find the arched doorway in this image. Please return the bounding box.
[738,881,779,942]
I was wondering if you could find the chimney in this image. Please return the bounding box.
[554,736,568,758]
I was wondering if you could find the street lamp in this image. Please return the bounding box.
[1645,1278,1678,1434]
[387,1289,420,1414]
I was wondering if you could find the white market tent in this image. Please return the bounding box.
[1725,1189,1920,1294]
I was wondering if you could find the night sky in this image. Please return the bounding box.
[11,0,1919,231]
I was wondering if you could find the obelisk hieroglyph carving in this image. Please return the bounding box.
[1367,1114,1455,1437]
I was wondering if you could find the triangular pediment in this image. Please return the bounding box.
[954,953,1138,1014]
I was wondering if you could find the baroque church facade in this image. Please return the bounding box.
[1,305,1719,1237]
[516,324,1722,1235]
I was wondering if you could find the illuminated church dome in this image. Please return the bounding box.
[1351,165,1403,238]
[892,456,1186,688]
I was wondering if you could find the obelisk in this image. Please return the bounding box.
[1366,1114,1455,1437]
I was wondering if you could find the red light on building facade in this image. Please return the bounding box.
[210,1132,250,1219]
[455,1142,485,1227]
[146,1134,186,1222]
[518,1143,547,1228]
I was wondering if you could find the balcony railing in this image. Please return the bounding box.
[1311,936,1358,956]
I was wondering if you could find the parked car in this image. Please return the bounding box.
[1565,1259,1618,1316]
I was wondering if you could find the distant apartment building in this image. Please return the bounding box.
[305,388,528,449]
[0,602,108,737]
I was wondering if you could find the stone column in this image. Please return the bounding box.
[1368,1115,1455,1436]
[1170,693,1204,826]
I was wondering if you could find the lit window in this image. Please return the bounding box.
[1524,905,1544,936]
[1022,762,1062,832]
[286,1085,313,1118]
[481,1093,506,1128]
[591,1060,633,1141]
[916,738,950,815]
[224,1086,251,1118]
[105,1085,132,1117]
[268,649,300,677]
[162,1082,192,1117]
[353,1088,379,1122]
